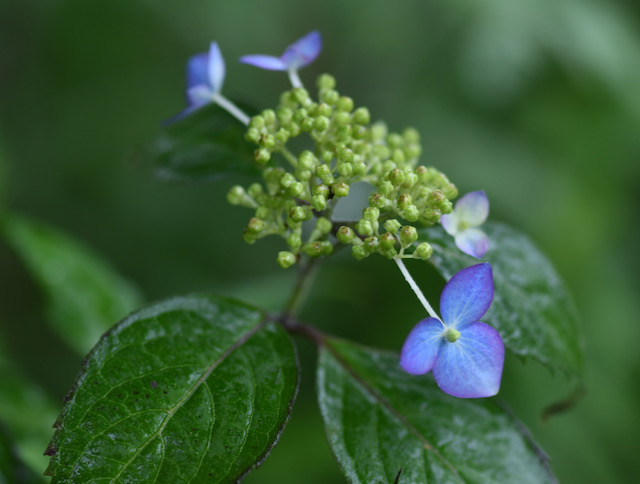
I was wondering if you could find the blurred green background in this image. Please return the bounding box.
[1,0,639,482]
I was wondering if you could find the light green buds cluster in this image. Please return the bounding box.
[229,73,456,267]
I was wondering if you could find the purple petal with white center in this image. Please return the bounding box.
[454,191,489,227]
[399,317,445,375]
[440,263,493,329]
[187,85,213,107]
[455,228,490,259]
[439,210,460,236]
[239,55,287,71]
[187,52,210,90]
[432,322,504,398]
[280,31,322,69]
[207,42,225,93]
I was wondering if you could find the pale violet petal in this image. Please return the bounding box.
[440,211,461,236]
[400,318,445,375]
[239,54,287,71]
[186,52,210,90]
[455,228,489,259]
[440,263,493,329]
[455,191,489,227]
[187,85,213,107]
[208,42,225,93]
[281,30,322,69]
[432,322,504,398]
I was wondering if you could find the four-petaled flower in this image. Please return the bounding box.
[183,41,226,116]
[400,263,504,398]
[440,190,490,259]
[240,31,322,88]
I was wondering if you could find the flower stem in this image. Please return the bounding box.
[394,257,441,321]
[288,69,303,89]
[283,256,319,318]
[211,92,250,125]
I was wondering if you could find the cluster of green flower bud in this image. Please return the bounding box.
[228,73,458,268]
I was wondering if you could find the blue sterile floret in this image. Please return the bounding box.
[400,263,504,398]
[240,31,322,88]
[440,190,490,258]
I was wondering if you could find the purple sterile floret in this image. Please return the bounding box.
[239,31,322,71]
[399,263,504,398]
[440,190,490,259]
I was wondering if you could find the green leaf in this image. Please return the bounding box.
[0,422,43,484]
[1,213,143,355]
[45,295,299,483]
[148,103,260,183]
[0,344,58,477]
[423,221,583,377]
[318,338,556,484]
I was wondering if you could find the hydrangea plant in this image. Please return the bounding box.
[41,31,583,483]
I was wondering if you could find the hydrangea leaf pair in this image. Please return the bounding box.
[400,263,504,398]
[440,190,490,258]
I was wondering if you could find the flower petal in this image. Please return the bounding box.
[399,317,445,375]
[207,42,225,93]
[186,52,210,90]
[432,322,504,398]
[280,30,322,69]
[187,85,213,107]
[440,210,461,236]
[440,263,493,329]
[454,191,489,227]
[455,228,489,259]
[239,54,287,71]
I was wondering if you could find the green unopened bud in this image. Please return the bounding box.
[314,116,330,132]
[403,172,419,188]
[384,219,401,234]
[401,205,420,222]
[300,117,314,132]
[392,149,406,165]
[380,248,398,259]
[387,133,403,148]
[280,172,296,188]
[312,194,327,211]
[320,89,339,105]
[315,164,332,179]
[403,127,420,143]
[364,236,379,252]
[287,233,302,250]
[363,207,380,222]
[397,194,412,209]
[439,199,453,214]
[312,184,330,197]
[415,242,433,260]
[377,180,394,196]
[337,96,354,112]
[355,219,374,236]
[368,192,388,209]
[247,183,263,198]
[317,73,336,90]
[255,206,270,220]
[277,251,297,269]
[333,182,350,197]
[254,148,271,164]
[299,150,317,170]
[277,107,293,125]
[427,189,446,206]
[247,217,265,233]
[337,226,356,244]
[352,244,369,260]
[261,134,276,149]
[315,217,333,235]
[243,231,258,244]
[290,206,312,222]
[399,225,418,246]
[352,107,370,125]
[352,125,367,139]
[333,111,351,125]
[292,87,310,104]
[245,127,261,144]
[422,208,442,224]
[288,122,301,137]
[249,115,265,130]
[262,109,276,125]
[415,165,430,183]
[337,162,353,177]
[289,182,304,197]
[352,160,367,176]
[388,169,405,187]
[404,143,422,160]
[338,147,354,164]
[380,232,397,250]
[316,102,333,117]
[227,185,246,205]
[293,108,308,123]
[297,169,313,182]
[302,241,329,258]
[370,123,387,141]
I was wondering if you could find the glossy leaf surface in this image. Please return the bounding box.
[424,222,582,377]
[45,295,298,483]
[1,213,143,355]
[318,338,556,484]
[150,103,259,183]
